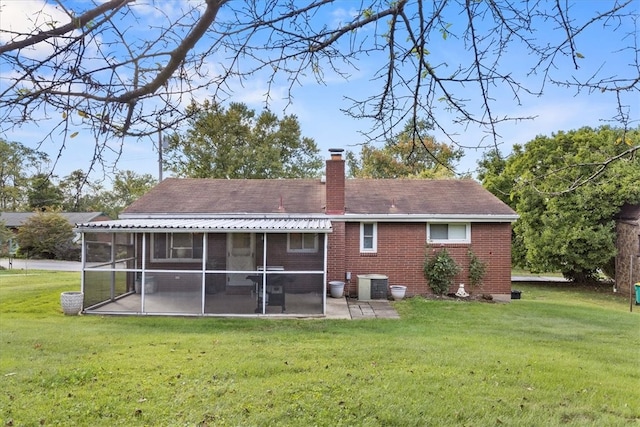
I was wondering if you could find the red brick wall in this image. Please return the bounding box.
[468,222,512,296]
[325,155,345,214]
[328,222,346,284]
[333,222,512,297]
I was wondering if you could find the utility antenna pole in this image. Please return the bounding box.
[157,120,163,182]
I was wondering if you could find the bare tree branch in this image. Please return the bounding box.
[0,0,637,183]
[0,0,134,54]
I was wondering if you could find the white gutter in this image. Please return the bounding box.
[118,212,519,222]
[332,213,519,223]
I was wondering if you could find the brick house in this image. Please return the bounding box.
[615,203,640,295]
[76,149,517,316]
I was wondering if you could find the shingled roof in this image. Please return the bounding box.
[122,178,516,218]
[1,212,108,228]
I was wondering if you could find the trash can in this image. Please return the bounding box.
[635,283,640,305]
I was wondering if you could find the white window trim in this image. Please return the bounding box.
[360,222,378,253]
[150,232,202,262]
[427,222,471,244]
[287,233,319,253]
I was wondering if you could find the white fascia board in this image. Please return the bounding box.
[327,213,519,223]
[118,212,519,222]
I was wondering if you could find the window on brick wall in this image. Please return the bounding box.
[360,222,377,253]
[152,232,204,261]
[287,233,318,253]
[427,223,470,244]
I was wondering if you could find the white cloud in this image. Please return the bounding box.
[0,1,72,55]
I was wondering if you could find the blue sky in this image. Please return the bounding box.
[1,0,637,184]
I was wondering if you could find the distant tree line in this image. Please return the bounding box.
[0,138,157,218]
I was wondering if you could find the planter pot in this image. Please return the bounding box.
[390,285,407,300]
[60,291,84,315]
[329,281,345,298]
[134,276,157,294]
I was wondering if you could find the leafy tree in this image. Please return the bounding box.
[97,171,157,219]
[0,139,49,210]
[476,149,512,205]
[477,146,529,266]
[164,101,323,179]
[27,174,63,211]
[16,211,77,260]
[1,1,637,177]
[347,120,463,178]
[481,126,640,282]
[59,170,105,212]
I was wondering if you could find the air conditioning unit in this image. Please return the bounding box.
[357,274,388,300]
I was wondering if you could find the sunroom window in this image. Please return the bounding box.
[427,223,470,243]
[287,233,318,253]
[152,233,203,261]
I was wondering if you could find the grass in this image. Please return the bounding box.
[1,270,639,426]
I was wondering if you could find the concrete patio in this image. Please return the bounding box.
[326,296,400,319]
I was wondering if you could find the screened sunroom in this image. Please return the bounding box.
[76,218,331,317]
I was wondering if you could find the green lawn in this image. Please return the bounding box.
[1,270,639,426]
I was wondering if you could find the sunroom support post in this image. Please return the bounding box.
[323,231,328,316]
[201,233,207,315]
[261,232,268,315]
[80,232,86,294]
[110,232,116,301]
[141,233,147,313]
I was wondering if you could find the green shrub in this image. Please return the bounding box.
[16,211,77,260]
[467,249,487,291]
[423,248,460,295]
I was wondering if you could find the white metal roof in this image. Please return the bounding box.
[75,218,332,233]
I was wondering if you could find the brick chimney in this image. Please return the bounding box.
[325,148,345,215]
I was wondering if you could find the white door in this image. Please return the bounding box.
[226,233,255,287]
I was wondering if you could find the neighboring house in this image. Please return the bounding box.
[76,149,518,317]
[615,203,640,295]
[0,212,109,232]
[0,211,109,253]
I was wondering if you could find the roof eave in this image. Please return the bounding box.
[118,212,519,223]
[333,213,519,222]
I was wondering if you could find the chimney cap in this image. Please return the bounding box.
[329,148,344,158]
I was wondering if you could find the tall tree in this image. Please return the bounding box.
[0,139,49,210]
[96,170,156,219]
[1,1,637,178]
[27,173,63,211]
[59,169,105,212]
[164,101,323,179]
[347,119,462,178]
[477,148,515,206]
[480,126,640,281]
